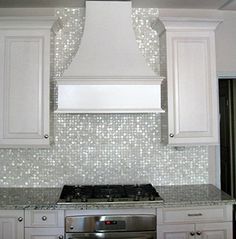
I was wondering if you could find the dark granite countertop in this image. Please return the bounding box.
[0,184,234,210]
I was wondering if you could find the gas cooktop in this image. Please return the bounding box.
[57,184,163,203]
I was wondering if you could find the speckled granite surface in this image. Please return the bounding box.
[156,184,235,207]
[0,184,234,210]
[0,188,63,210]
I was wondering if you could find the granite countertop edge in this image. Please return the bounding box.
[0,184,235,210]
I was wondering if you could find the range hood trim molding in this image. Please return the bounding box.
[55,109,165,114]
[56,77,164,114]
[57,77,164,85]
[153,17,223,36]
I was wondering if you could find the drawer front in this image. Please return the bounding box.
[25,227,64,239]
[160,206,231,224]
[25,210,64,227]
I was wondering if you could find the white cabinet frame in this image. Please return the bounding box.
[157,17,222,145]
[0,17,56,148]
[0,210,24,239]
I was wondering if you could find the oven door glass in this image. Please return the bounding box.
[66,232,156,239]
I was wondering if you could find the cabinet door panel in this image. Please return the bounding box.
[25,228,64,239]
[0,25,52,147]
[174,39,209,133]
[196,222,232,239]
[0,218,16,239]
[158,224,194,239]
[28,237,56,239]
[165,232,191,239]
[200,231,225,239]
[25,210,64,228]
[159,18,221,145]
[0,210,24,239]
[4,36,43,139]
[167,31,218,144]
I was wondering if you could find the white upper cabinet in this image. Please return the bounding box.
[157,18,221,145]
[0,17,56,148]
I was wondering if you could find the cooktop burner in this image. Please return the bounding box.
[58,184,163,203]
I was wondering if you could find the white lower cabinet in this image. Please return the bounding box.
[25,228,64,239]
[157,206,233,239]
[1,206,232,239]
[158,224,194,239]
[24,210,64,239]
[158,222,232,239]
[196,222,232,239]
[0,210,24,239]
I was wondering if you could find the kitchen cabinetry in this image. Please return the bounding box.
[25,228,64,239]
[196,222,232,238]
[25,210,64,239]
[157,18,221,145]
[0,17,55,148]
[158,224,195,239]
[0,210,24,239]
[157,205,233,239]
[158,222,231,239]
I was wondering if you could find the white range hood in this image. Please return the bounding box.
[56,0,164,113]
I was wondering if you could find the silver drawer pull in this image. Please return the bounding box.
[42,216,47,221]
[188,213,203,217]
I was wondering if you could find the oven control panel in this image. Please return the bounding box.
[96,220,126,231]
[65,215,156,233]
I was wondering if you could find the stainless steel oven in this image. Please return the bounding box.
[65,214,156,239]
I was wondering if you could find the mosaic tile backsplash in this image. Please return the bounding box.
[0,8,209,187]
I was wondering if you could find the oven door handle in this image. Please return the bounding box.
[68,237,149,239]
[66,232,156,239]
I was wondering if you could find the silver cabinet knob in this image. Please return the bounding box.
[42,216,47,221]
[58,236,63,239]
[190,232,195,236]
[18,217,23,222]
[70,226,74,230]
[196,231,201,236]
[169,133,174,138]
[44,134,49,139]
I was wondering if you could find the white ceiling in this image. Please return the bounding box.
[0,0,236,10]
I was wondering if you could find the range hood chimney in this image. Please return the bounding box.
[56,0,164,113]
